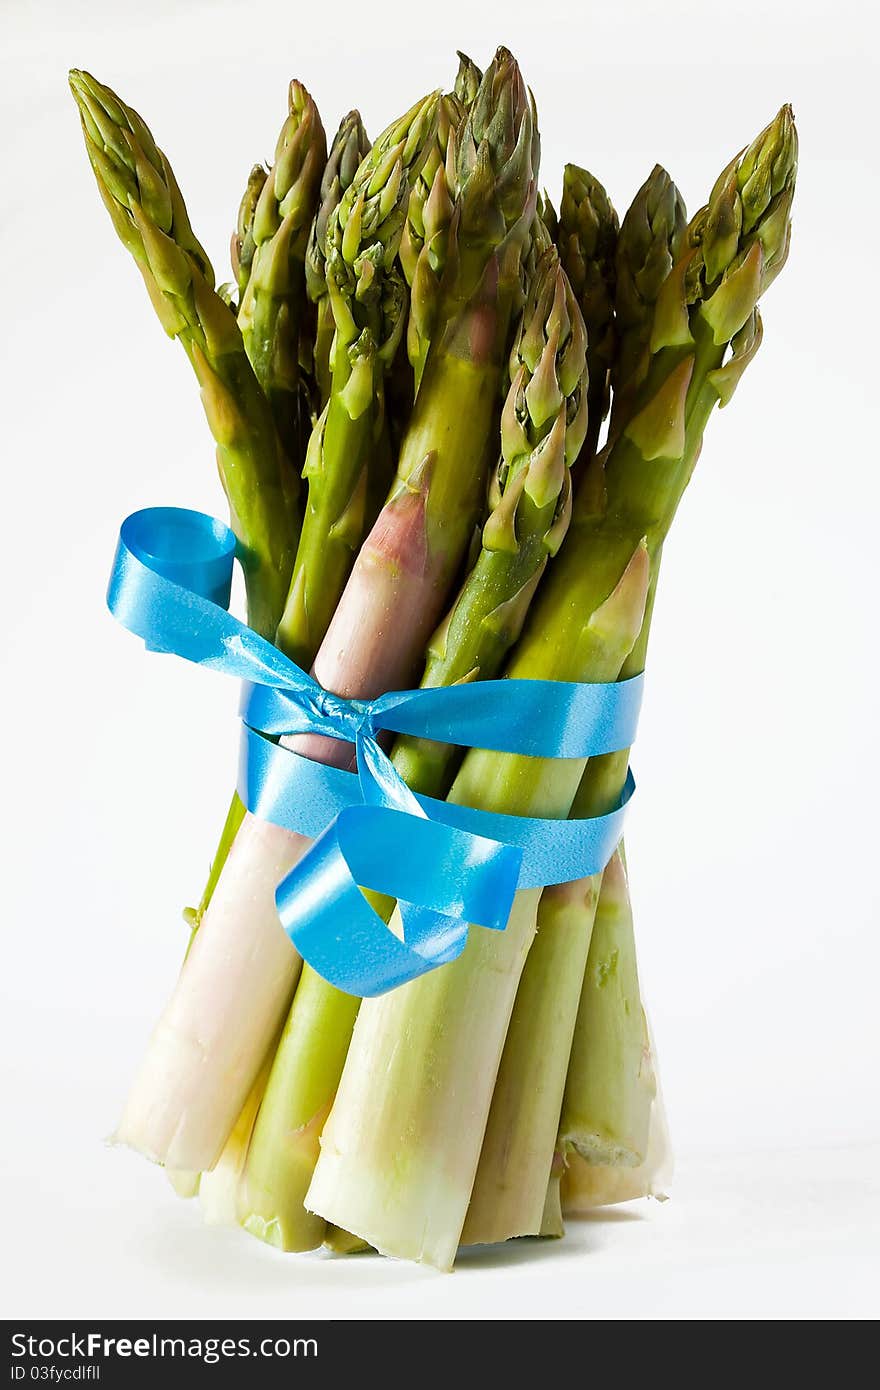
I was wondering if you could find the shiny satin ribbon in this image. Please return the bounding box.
[108,507,643,996]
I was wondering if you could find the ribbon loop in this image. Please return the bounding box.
[109,507,642,998]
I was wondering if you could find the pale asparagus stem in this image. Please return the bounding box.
[306,543,650,1270]
[558,850,655,1163]
[560,1107,672,1211]
[460,874,601,1244]
[560,1019,673,1214]
[166,1169,199,1199]
[539,1149,565,1237]
[114,817,303,1171]
[199,1052,276,1226]
[324,1227,371,1254]
[463,846,650,1243]
[237,967,359,1250]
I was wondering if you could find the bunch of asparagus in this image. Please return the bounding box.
[72,49,796,1269]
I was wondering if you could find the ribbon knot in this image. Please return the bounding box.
[108,508,643,997]
[299,686,372,743]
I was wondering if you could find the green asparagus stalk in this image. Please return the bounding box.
[462,166,687,1239]
[398,53,486,390]
[399,90,461,389]
[237,962,363,1250]
[274,90,439,667]
[323,1227,372,1255]
[237,81,325,468]
[69,70,297,639]
[198,1049,277,1226]
[231,164,268,303]
[557,165,618,460]
[464,870,602,1243]
[609,165,687,438]
[393,245,587,792]
[398,53,481,301]
[463,108,796,1246]
[306,536,651,1270]
[308,106,797,1268]
[236,241,586,1252]
[556,848,654,1164]
[525,172,684,1212]
[559,1007,673,1212]
[397,45,539,419]
[552,113,792,1170]
[306,111,372,407]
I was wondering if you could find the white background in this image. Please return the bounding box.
[2,0,878,1322]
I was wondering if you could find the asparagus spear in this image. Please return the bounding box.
[275,91,439,667]
[306,536,651,1270]
[306,111,372,407]
[308,107,797,1268]
[238,962,362,1250]
[609,165,687,437]
[463,107,797,1245]
[557,165,619,460]
[462,166,687,1239]
[237,81,326,467]
[559,1007,673,1212]
[393,245,587,791]
[523,172,685,1217]
[399,90,461,390]
[197,1050,277,1226]
[556,847,654,1165]
[553,111,793,1168]
[115,53,537,1176]
[398,51,484,390]
[237,243,587,1251]
[69,71,296,639]
[230,164,268,303]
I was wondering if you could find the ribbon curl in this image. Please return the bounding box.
[109,508,642,996]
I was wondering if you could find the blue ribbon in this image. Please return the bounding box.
[108,508,642,997]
